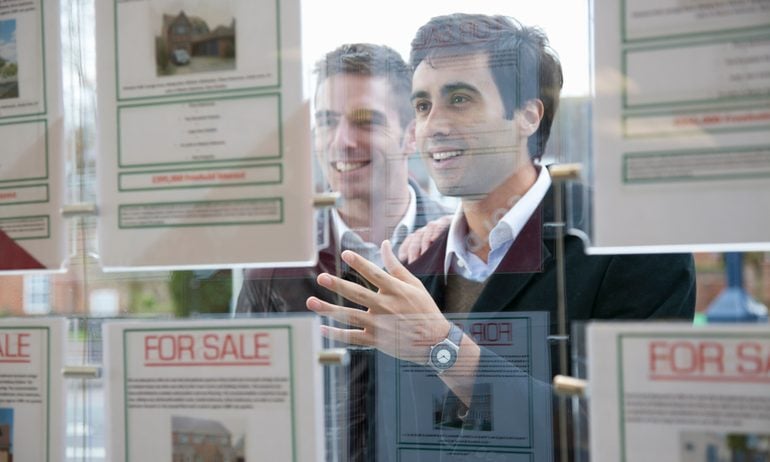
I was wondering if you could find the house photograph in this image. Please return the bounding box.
[0,408,13,462]
[154,2,236,77]
[171,415,245,462]
[680,431,770,462]
[0,19,19,100]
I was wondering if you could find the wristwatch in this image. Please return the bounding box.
[427,323,463,374]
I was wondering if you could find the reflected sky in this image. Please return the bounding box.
[301,0,590,97]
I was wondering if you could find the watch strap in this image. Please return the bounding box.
[446,322,463,348]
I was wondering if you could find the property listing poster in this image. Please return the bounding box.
[0,0,66,271]
[103,317,325,462]
[0,317,66,462]
[591,0,770,252]
[588,322,770,462]
[95,0,315,269]
[376,312,553,461]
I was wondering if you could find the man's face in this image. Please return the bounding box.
[314,74,409,202]
[411,52,528,198]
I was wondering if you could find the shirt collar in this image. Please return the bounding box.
[444,166,552,279]
[332,184,417,250]
[489,166,551,250]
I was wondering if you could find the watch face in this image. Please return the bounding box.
[436,348,452,364]
[430,344,457,370]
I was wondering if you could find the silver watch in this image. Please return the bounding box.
[427,323,463,374]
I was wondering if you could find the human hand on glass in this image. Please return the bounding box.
[306,240,451,363]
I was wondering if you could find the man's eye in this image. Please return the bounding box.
[450,94,470,105]
[414,101,431,113]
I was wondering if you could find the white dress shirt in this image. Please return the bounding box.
[332,185,417,267]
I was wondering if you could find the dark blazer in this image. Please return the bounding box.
[407,185,696,339]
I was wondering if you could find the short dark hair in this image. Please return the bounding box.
[314,43,413,130]
[410,14,563,159]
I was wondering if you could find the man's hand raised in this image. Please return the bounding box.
[306,240,451,363]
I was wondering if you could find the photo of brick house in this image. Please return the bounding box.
[156,10,235,76]
[0,425,10,462]
[680,431,770,462]
[0,408,13,462]
[434,383,493,431]
[0,19,19,100]
[171,415,244,462]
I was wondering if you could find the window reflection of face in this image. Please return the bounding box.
[411,53,526,198]
[314,74,408,203]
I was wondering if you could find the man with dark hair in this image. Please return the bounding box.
[307,14,695,459]
[236,43,447,462]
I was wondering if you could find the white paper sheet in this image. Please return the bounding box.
[591,0,770,252]
[103,316,325,462]
[588,322,770,462]
[95,0,315,269]
[0,0,66,271]
[0,317,66,461]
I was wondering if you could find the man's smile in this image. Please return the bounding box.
[332,160,371,172]
[430,150,463,162]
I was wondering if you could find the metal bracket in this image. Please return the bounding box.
[547,163,582,182]
[62,365,102,379]
[61,202,98,218]
[313,192,340,209]
[318,348,350,367]
[553,374,588,397]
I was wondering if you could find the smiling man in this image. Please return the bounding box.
[306,14,695,459]
[314,47,416,253]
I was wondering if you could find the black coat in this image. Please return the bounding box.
[406,185,696,341]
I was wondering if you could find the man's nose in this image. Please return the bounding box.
[329,118,357,150]
[422,106,451,138]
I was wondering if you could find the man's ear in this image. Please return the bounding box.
[517,99,545,137]
[400,119,417,156]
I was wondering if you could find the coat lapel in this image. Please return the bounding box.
[471,205,553,313]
